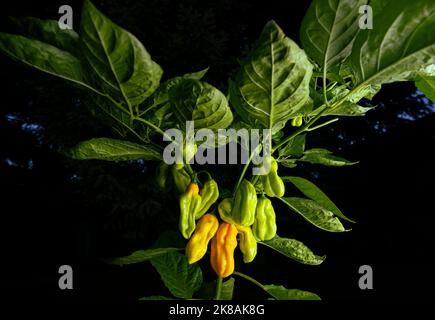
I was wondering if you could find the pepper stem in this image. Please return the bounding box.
[215,276,223,300]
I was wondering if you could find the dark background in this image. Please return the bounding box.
[1,0,434,300]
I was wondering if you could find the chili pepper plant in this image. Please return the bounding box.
[1,0,434,300]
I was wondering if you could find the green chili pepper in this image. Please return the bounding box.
[179,183,202,239]
[291,116,303,127]
[261,157,285,198]
[155,162,170,189]
[171,165,191,195]
[218,180,257,226]
[253,196,277,241]
[236,225,257,263]
[196,178,219,219]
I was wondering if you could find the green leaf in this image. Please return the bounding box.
[349,0,435,89]
[10,16,79,55]
[264,285,320,300]
[310,85,374,117]
[279,135,305,157]
[145,68,209,108]
[64,138,162,161]
[107,248,180,265]
[300,149,358,166]
[261,236,325,265]
[230,20,313,133]
[85,95,135,138]
[150,251,203,299]
[139,296,173,300]
[0,33,97,93]
[283,176,355,223]
[279,159,298,169]
[221,278,235,300]
[415,74,435,102]
[325,102,373,116]
[300,0,367,74]
[80,0,163,106]
[280,197,347,232]
[169,79,233,130]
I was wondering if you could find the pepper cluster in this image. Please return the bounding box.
[156,155,284,279]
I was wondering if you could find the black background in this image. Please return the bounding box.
[1,0,434,300]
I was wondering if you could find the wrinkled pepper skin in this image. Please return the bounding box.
[196,179,219,219]
[230,179,257,226]
[218,198,234,223]
[291,116,303,127]
[179,183,202,239]
[186,214,219,264]
[236,225,257,263]
[171,165,191,195]
[253,196,277,241]
[210,223,238,278]
[156,162,170,189]
[261,157,285,198]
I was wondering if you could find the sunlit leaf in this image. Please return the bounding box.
[280,197,347,232]
[261,236,325,265]
[65,138,162,161]
[230,20,313,133]
[265,285,320,300]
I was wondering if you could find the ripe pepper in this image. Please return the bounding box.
[196,178,219,219]
[210,223,238,278]
[185,214,219,264]
[236,225,257,263]
[171,165,191,195]
[260,157,285,198]
[179,183,202,239]
[155,162,169,189]
[253,196,277,241]
[291,116,303,127]
[218,180,257,226]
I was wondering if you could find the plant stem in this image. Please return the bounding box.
[233,150,257,195]
[306,118,339,131]
[133,116,170,139]
[233,271,265,291]
[215,276,223,300]
[250,175,260,186]
[322,66,331,108]
[184,162,195,177]
[272,105,328,153]
[96,105,146,143]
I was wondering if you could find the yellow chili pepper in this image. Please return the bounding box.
[185,214,219,264]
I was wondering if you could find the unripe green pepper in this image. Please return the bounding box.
[218,197,234,223]
[236,225,257,263]
[253,196,277,241]
[186,214,219,264]
[260,157,285,198]
[291,116,303,127]
[179,183,202,239]
[196,179,219,219]
[218,180,257,226]
[156,162,170,189]
[171,165,191,195]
